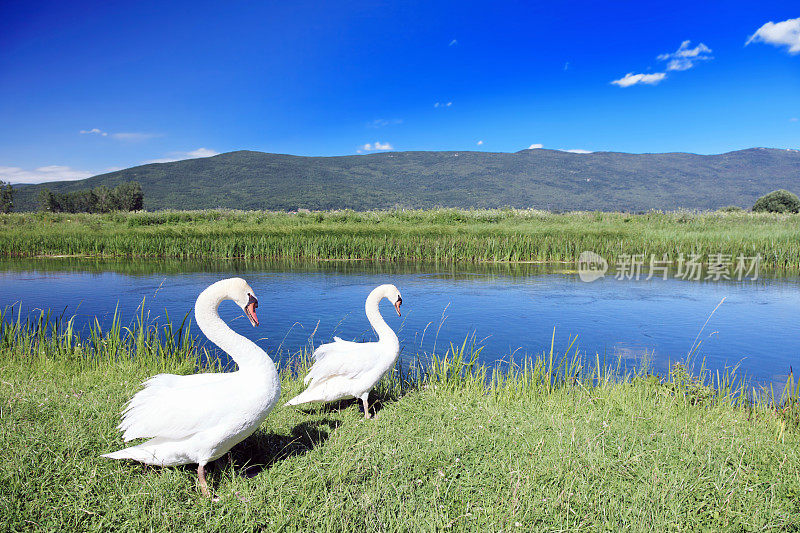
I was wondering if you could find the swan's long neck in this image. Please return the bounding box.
[194,287,275,374]
[365,288,398,347]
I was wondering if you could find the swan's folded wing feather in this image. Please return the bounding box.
[312,337,363,361]
[118,373,235,441]
[305,341,378,385]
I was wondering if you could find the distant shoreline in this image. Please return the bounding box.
[0,208,798,271]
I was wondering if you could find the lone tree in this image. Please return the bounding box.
[752,189,800,214]
[0,180,12,213]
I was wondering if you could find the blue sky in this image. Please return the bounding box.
[0,1,798,183]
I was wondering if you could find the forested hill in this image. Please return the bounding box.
[12,147,800,212]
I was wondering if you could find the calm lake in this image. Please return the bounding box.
[1,258,798,388]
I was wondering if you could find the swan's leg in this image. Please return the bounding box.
[197,462,210,498]
[360,392,372,419]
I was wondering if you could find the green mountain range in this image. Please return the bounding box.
[11,147,800,212]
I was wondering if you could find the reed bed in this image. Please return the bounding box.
[2,308,799,530]
[1,208,798,270]
[2,305,797,427]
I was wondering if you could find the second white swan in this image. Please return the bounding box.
[285,284,402,419]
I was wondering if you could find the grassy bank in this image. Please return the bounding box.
[1,208,799,270]
[1,310,799,530]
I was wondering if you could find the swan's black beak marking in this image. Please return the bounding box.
[394,296,402,317]
[245,294,259,327]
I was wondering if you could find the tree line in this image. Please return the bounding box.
[37,182,144,213]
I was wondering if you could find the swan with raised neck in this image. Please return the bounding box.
[285,283,403,418]
[102,277,280,498]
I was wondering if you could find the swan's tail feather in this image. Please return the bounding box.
[285,379,347,406]
[101,442,162,464]
[284,390,313,406]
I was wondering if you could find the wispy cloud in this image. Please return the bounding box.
[791,117,799,122]
[0,165,94,184]
[611,72,666,87]
[111,132,162,141]
[357,141,393,153]
[449,39,458,46]
[368,118,402,128]
[477,140,484,146]
[611,40,709,87]
[657,40,713,71]
[563,62,569,71]
[185,148,219,158]
[524,144,590,153]
[142,147,219,164]
[434,101,452,108]
[80,128,161,141]
[747,17,800,54]
[80,128,107,136]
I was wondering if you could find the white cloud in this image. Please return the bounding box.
[80,128,108,136]
[477,140,484,145]
[611,72,666,87]
[434,101,453,108]
[0,165,94,184]
[357,141,393,153]
[368,118,402,128]
[563,149,593,154]
[747,17,800,54]
[657,40,713,71]
[528,143,543,149]
[449,39,458,46]
[80,129,161,141]
[1,149,220,184]
[185,148,219,158]
[111,132,162,141]
[142,147,220,164]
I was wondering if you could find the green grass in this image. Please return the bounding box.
[1,309,799,530]
[1,208,799,271]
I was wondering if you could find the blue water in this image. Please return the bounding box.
[1,260,798,387]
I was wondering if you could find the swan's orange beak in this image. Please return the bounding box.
[394,296,402,317]
[245,294,259,327]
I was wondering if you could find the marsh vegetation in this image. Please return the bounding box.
[0,208,798,271]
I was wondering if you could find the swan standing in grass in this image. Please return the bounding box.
[286,284,402,419]
[102,278,280,498]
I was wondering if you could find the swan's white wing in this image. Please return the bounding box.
[118,372,236,442]
[305,340,380,385]
[312,337,363,361]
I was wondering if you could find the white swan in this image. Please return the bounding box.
[285,284,402,419]
[102,278,281,498]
